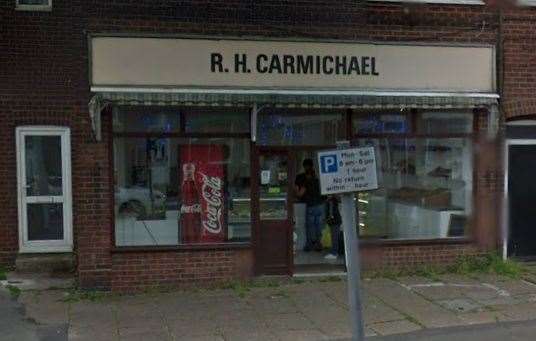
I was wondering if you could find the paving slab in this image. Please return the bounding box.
[19,290,69,325]
[491,280,536,296]
[69,302,117,328]
[174,334,225,341]
[222,330,278,341]
[68,325,118,341]
[457,311,504,325]
[436,274,481,285]
[396,276,437,286]
[475,295,522,307]
[274,329,329,341]
[494,302,536,321]
[301,305,350,333]
[438,298,483,314]
[369,319,422,336]
[118,328,171,341]
[462,286,506,302]
[316,321,353,339]
[411,284,468,301]
[215,317,269,334]
[363,295,405,324]
[247,295,299,314]
[363,278,464,328]
[167,316,222,336]
[265,312,316,330]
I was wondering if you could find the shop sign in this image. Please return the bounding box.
[318,147,378,195]
[91,37,495,93]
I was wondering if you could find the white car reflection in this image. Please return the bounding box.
[115,187,166,219]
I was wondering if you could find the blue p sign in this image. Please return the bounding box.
[320,154,338,174]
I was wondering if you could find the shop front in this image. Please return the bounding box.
[88,36,499,282]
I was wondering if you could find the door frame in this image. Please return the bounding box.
[253,146,295,275]
[502,139,536,259]
[16,126,73,253]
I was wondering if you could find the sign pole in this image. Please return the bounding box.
[337,141,365,341]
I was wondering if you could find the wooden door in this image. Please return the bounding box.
[256,150,293,275]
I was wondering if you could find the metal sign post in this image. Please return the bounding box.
[317,141,378,341]
[338,141,365,341]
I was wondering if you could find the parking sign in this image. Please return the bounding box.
[317,147,378,195]
[319,154,339,173]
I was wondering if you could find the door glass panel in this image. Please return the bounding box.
[27,203,64,240]
[259,154,288,220]
[25,136,62,196]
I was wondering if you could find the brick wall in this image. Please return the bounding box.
[361,243,480,270]
[0,1,509,291]
[111,249,254,293]
[1,0,91,267]
[502,8,536,120]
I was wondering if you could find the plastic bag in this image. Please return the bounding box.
[321,225,332,249]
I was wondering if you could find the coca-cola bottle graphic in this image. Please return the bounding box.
[180,163,201,244]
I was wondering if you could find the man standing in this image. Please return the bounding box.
[295,158,326,252]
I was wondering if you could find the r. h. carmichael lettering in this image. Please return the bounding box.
[210,53,380,76]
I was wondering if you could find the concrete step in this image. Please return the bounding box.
[1,271,74,291]
[15,254,75,274]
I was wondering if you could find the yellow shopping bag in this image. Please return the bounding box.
[321,225,332,249]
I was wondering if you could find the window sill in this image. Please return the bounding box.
[112,242,252,253]
[15,5,52,11]
[360,237,474,247]
[367,0,484,5]
[518,0,536,6]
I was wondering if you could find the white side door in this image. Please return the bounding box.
[16,126,73,253]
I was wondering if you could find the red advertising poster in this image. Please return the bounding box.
[179,144,227,244]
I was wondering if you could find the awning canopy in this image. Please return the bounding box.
[88,88,499,141]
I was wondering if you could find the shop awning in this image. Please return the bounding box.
[88,88,499,140]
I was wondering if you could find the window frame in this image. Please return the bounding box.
[518,0,536,6]
[367,0,484,4]
[351,109,478,242]
[110,106,253,250]
[16,0,52,11]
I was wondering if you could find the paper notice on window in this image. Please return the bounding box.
[261,170,271,185]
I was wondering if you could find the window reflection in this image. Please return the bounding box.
[114,137,251,246]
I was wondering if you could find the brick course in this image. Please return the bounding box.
[0,1,520,291]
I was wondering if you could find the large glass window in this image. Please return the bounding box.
[184,107,250,134]
[258,109,346,146]
[113,107,251,247]
[353,110,474,240]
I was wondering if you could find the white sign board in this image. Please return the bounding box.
[91,37,495,93]
[317,147,378,195]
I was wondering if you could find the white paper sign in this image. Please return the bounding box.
[317,147,378,195]
[261,170,271,185]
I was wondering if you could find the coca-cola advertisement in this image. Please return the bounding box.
[179,144,227,243]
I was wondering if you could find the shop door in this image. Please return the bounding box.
[16,127,73,253]
[256,150,293,275]
[508,143,536,258]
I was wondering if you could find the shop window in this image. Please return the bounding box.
[113,107,181,133]
[353,112,411,135]
[417,112,473,135]
[184,107,250,134]
[257,109,346,146]
[113,107,251,247]
[352,110,474,241]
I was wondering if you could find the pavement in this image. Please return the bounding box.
[372,319,536,341]
[0,287,67,341]
[4,272,536,340]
